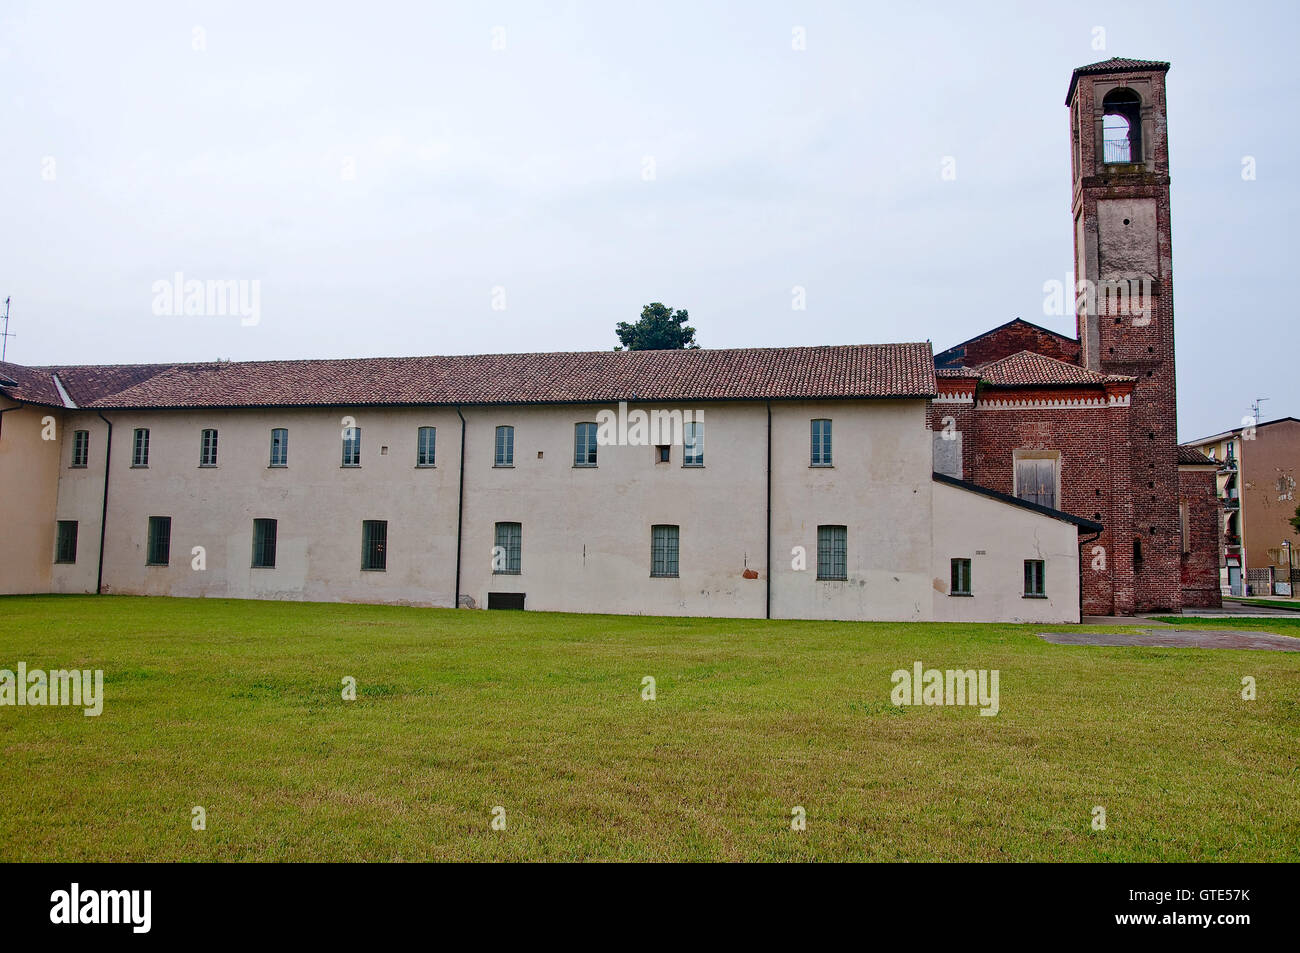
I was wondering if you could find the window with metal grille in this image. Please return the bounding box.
[495,425,514,466]
[55,520,78,564]
[342,426,361,467]
[951,558,972,595]
[71,430,89,468]
[361,520,387,571]
[811,419,832,466]
[1015,457,1057,509]
[817,525,847,580]
[651,524,679,578]
[1024,559,1045,597]
[269,428,288,467]
[416,426,436,467]
[199,429,218,467]
[147,516,172,566]
[132,428,150,467]
[493,521,522,574]
[252,518,277,568]
[683,421,704,467]
[573,422,597,467]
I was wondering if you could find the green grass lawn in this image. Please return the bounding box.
[1222,597,1300,612]
[1,595,1297,862]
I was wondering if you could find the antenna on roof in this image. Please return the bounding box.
[1251,397,1269,422]
[0,297,13,362]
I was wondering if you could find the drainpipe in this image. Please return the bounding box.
[454,407,466,608]
[1077,527,1103,623]
[95,411,113,595]
[766,402,772,620]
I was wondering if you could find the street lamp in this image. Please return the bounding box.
[1283,541,1294,597]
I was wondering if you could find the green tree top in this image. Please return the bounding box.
[614,303,699,351]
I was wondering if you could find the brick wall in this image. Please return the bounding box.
[1179,466,1223,608]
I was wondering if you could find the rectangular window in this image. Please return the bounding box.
[811,419,832,466]
[495,425,514,467]
[55,520,78,564]
[493,521,522,574]
[132,428,150,467]
[252,518,278,568]
[950,558,972,596]
[655,444,670,463]
[817,525,847,580]
[1180,502,1190,555]
[147,516,172,566]
[269,428,288,467]
[651,524,679,578]
[683,421,704,467]
[1015,456,1057,509]
[199,429,218,467]
[342,426,361,467]
[1024,559,1046,597]
[361,520,387,571]
[71,430,89,468]
[417,426,436,467]
[573,422,597,467]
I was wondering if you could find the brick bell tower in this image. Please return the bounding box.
[1067,57,1181,612]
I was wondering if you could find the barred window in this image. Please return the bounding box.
[252,518,277,569]
[811,419,832,466]
[417,426,436,467]
[493,521,522,574]
[361,520,387,571]
[817,525,847,580]
[651,524,679,578]
[147,516,172,566]
[55,521,78,564]
[573,422,597,467]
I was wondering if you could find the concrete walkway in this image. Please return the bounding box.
[1038,629,1300,652]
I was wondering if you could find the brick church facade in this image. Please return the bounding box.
[926,57,1221,615]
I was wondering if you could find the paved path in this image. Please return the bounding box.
[1038,629,1300,652]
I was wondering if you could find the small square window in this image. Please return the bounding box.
[950,558,972,596]
[655,445,670,463]
[1024,559,1045,597]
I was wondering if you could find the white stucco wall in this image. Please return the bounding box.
[931,480,1081,623]
[23,398,1084,623]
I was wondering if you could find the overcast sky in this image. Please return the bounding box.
[2,0,1295,440]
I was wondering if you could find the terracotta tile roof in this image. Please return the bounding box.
[1177,446,1216,466]
[1067,56,1170,103]
[0,361,173,408]
[3,343,937,410]
[974,351,1133,388]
